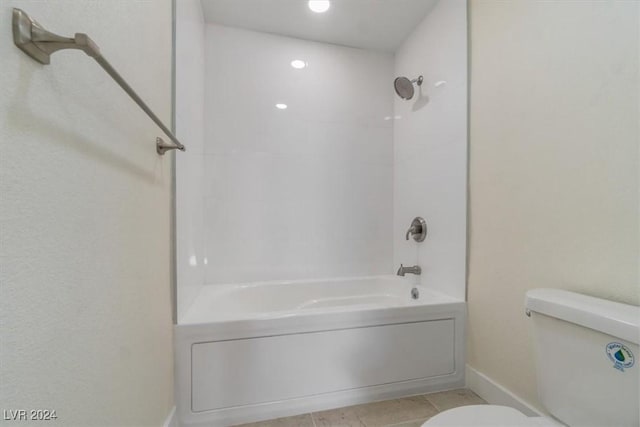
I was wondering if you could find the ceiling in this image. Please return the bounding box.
[200,0,439,52]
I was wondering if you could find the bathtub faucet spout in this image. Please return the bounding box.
[397,264,421,276]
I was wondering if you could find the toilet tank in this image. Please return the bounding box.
[525,289,639,427]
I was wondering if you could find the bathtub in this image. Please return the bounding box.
[175,276,466,427]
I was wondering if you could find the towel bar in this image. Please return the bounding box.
[12,8,185,155]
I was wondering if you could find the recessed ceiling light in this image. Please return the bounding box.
[291,59,307,69]
[308,0,330,13]
[275,103,288,110]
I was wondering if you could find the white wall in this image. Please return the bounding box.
[175,0,206,319]
[0,1,174,425]
[393,0,468,300]
[202,24,394,285]
[468,0,639,410]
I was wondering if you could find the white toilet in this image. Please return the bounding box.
[424,288,640,426]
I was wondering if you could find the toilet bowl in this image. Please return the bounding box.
[422,405,560,426]
[423,289,639,427]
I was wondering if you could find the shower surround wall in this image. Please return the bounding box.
[176,0,206,319]
[394,0,468,300]
[176,0,469,313]
[202,24,394,285]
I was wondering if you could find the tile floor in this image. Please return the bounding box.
[234,388,486,427]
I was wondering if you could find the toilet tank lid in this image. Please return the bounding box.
[525,289,640,345]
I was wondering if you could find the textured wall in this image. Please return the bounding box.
[202,24,394,285]
[393,0,468,300]
[0,1,174,425]
[468,0,639,410]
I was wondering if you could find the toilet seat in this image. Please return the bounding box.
[422,405,560,427]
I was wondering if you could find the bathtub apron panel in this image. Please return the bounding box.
[192,319,454,412]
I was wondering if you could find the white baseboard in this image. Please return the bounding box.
[163,406,178,427]
[465,365,542,417]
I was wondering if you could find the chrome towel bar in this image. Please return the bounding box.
[12,8,185,155]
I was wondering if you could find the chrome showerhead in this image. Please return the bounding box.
[394,75,423,100]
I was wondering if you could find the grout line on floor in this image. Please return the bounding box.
[424,400,444,413]
[310,412,317,427]
[423,394,448,413]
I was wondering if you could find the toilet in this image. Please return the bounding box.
[424,288,640,426]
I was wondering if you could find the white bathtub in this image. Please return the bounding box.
[175,276,465,427]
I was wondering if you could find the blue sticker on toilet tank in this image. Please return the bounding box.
[606,342,635,372]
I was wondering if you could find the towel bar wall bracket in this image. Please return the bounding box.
[12,8,185,155]
[156,137,182,155]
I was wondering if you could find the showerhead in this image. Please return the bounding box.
[394,75,423,100]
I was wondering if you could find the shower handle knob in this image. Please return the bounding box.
[405,217,427,242]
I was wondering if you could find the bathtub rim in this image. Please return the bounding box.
[178,274,462,326]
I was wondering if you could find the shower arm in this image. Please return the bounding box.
[12,8,185,155]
